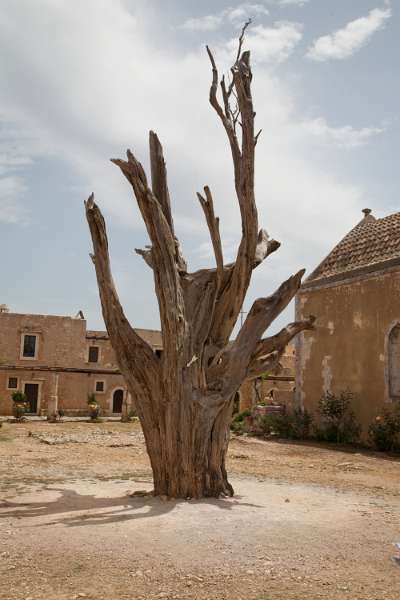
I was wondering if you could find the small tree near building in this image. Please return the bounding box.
[85,24,314,498]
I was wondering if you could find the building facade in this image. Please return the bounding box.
[0,305,295,418]
[295,209,400,436]
[238,344,295,412]
[0,307,162,417]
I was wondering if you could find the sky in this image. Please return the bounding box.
[0,0,398,333]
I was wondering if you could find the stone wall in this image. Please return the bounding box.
[0,311,161,417]
[295,266,400,437]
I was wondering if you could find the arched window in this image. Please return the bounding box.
[388,325,400,400]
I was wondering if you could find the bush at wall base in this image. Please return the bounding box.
[314,391,361,445]
[87,393,101,421]
[369,405,400,452]
[11,391,28,422]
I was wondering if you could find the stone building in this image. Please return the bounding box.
[295,209,400,435]
[0,307,162,417]
[238,343,295,412]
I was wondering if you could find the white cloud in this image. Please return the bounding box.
[180,4,269,32]
[0,118,43,224]
[0,176,28,223]
[278,0,309,6]
[220,21,303,65]
[306,6,392,61]
[300,117,386,149]
[0,0,376,326]
[181,14,222,32]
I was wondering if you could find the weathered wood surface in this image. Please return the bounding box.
[85,24,314,498]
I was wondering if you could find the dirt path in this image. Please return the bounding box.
[1,421,400,599]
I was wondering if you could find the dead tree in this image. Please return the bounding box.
[85,26,314,499]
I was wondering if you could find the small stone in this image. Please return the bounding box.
[246,569,254,575]
[285,498,290,503]
[130,489,150,497]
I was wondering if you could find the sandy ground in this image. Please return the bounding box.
[1,421,400,599]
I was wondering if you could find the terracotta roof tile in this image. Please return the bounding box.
[307,211,400,283]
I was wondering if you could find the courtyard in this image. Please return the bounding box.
[1,421,399,600]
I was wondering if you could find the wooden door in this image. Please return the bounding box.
[112,389,124,413]
[24,383,39,413]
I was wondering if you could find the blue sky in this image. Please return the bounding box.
[0,0,398,332]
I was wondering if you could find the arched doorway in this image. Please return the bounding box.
[388,325,400,399]
[112,389,124,413]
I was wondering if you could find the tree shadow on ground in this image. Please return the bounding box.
[0,485,263,527]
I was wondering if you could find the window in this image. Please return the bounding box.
[88,346,99,363]
[95,380,105,393]
[155,349,162,359]
[7,377,18,390]
[21,334,38,359]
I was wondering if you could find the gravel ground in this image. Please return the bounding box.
[1,421,400,599]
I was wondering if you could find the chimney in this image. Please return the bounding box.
[358,208,375,225]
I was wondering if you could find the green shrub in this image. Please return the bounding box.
[260,412,290,438]
[87,393,97,406]
[12,390,27,404]
[315,391,361,444]
[11,391,28,421]
[368,404,400,452]
[290,407,313,439]
[87,394,100,420]
[260,407,313,440]
[230,409,251,434]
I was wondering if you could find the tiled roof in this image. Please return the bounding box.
[306,211,400,284]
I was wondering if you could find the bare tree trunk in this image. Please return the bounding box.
[85,23,314,499]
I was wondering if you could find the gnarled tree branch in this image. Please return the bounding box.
[253,315,316,361]
[134,246,153,268]
[205,46,259,349]
[149,131,187,273]
[111,148,188,367]
[246,349,284,380]
[85,194,159,395]
[254,229,280,267]
[209,269,305,394]
[197,186,223,280]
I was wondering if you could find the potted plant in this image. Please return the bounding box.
[87,393,100,421]
[12,391,28,422]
